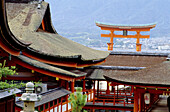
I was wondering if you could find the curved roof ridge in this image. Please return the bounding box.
[96,21,157,27]
[0,0,31,55]
[5,1,109,67]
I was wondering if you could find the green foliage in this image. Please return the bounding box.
[0,80,24,90]
[68,87,87,112]
[0,60,41,90]
[0,80,41,90]
[0,60,18,79]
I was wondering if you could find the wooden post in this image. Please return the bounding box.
[71,81,75,93]
[139,92,142,112]
[110,30,114,43]
[61,97,63,112]
[93,80,96,104]
[48,102,50,112]
[83,80,86,92]
[43,104,45,112]
[57,99,59,112]
[117,85,119,99]
[114,86,115,105]
[66,81,69,112]
[136,31,142,52]
[38,106,40,112]
[106,81,110,94]
[134,88,139,112]
[53,100,55,112]
[97,80,99,98]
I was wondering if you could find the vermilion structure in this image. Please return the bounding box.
[96,21,156,51]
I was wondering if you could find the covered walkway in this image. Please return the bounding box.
[151,97,168,112]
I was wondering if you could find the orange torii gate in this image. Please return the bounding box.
[96,22,156,51]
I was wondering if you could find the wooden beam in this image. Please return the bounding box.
[0,40,20,56]
[101,34,111,37]
[113,35,149,38]
[83,105,133,111]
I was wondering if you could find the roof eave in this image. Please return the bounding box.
[0,0,31,56]
[104,75,170,87]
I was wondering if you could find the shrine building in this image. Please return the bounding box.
[0,0,169,112]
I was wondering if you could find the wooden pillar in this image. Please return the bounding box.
[117,85,119,99]
[134,88,139,112]
[59,79,63,87]
[136,31,140,44]
[66,81,69,111]
[93,80,96,104]
[38,106,40,112]
[83,80,86,92]
[139,92,142,112]
[53,100,55,112]
[57,99,59,112]
[43,104,45,112]
[114,86,116,105]
[71,81,75,93]
[136,31,142,52]
[110,30,114,43]
[131,86,134,96]
[48,102,50,112]
[61,97,63,112]
[106,81,110,94]
[66,81,69,90]
[97,80,99,98]
[107,30,114,50]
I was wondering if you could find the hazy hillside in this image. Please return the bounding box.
[45,0,170,46]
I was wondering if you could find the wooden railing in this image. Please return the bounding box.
[39,100,71,112]
[93,89,134,106]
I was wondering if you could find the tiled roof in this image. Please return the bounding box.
[16,88,71,108]
[0,88,21,99]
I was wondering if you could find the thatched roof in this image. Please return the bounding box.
[86,69,136,80]
[6,2,109,62]
[16,55,86,78]
[102,54,167,67]
[104,61,170,87]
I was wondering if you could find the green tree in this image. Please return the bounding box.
[68,87,87,112]
[0,60,17,79]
